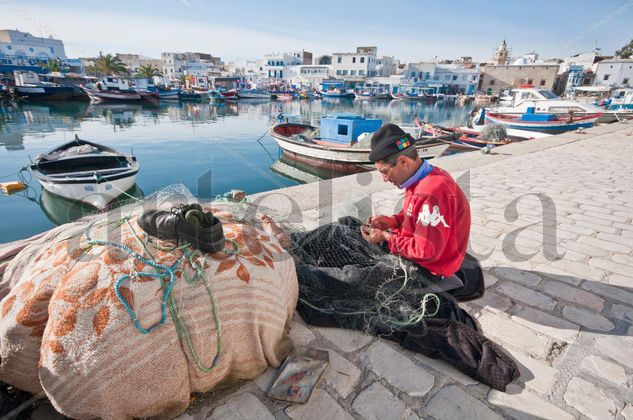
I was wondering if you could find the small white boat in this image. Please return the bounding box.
[29,136,140,209]
[237,89,272,99]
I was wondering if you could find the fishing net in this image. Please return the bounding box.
[480,124,508,141]
[0,185,298,419]
[289,217,470,337]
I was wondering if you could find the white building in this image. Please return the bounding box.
[161,52,222,82]
[405,62,436,82]
[434,63,480,94]
[116,54,163,74]
[375,56,399,77]
[594,59,633,87]
[293,65,333,88]
[264,52,303,79]
[0,29,66,60]
[331,46,378,78]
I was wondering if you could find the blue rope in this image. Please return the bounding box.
[86,221,185,334]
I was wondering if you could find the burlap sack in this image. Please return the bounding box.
[0,205,298,419]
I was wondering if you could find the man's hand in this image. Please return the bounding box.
[367,215,397,230]
[361,225,391,244]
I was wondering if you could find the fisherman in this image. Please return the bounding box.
[360,123,471,281]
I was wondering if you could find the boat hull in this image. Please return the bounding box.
[14,86,74,101]
[37,173,137,209]
[82,86,142,102]
[484,115,598,133]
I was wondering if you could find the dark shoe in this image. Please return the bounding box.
[138,203,225,253]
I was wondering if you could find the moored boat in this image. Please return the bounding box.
[12,71,74,101]
[179,90,210,101]
[81,85,142,102]
[220,89,238,100]
[29,136,140,209]
[484,109,601,133]
[237,89,272,99]
[269,115,450,173]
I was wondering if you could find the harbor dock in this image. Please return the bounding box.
[185,120,633,419]
[1,121,632,419]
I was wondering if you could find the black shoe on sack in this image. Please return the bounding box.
[138,203,225,253]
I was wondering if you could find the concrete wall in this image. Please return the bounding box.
[479,64,560,93]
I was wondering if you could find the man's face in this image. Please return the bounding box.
[376,157,408,187]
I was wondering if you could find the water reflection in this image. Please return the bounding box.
[270,156,349,184]
[39,185,144,226]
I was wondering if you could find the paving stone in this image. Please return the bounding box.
[511,306,579,342]
[487,384,574,420]
[595,336,633,369]
[496,282,556,310]
[286,388,354,420]
[610,304,633,323]
[564,377,618,420]
[413,353,478,386]
[360,341,434,397]
[426,385,502,420]
[315,327,373,353]
[597,232,633,249]
[473,291,513,312]
[532,265,583,286]
[605,273,633,288]
[253,366,276,391]
[559,240,608,258]
[581,355,631,389]
[506,349,559,395]
[578,236,631,254]
[476,308,550,357]
[352,382,418,420]
[562,305,614,331]
[582,281,633,305]
[542,281,605,311]
[622,405,633,420]
[494,267,541,287]
[209,392,275,420]
[320,349,362,399]
[288,321,315,347]
[589,258,631,277]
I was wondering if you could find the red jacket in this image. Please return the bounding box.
[388,166,471,277]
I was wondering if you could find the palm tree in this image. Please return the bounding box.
[40,58,61,73]
[135,64,163,79]
[93,53,129,76]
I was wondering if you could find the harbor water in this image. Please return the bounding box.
[0,98,473,242]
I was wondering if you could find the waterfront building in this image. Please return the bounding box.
[593,59,633,87]
[293,65,333,88]
[479,63,560,94]
[116,54,163,75]
[0,29,75,74]
[263,51,305,79]
[375,56,399,77]
[161,52,222,83]
[331,46,378,78]
[404,60,479,95]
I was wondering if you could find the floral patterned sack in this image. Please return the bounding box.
[0,203,298,419]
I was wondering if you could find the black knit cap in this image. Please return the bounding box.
[368,123,415,162]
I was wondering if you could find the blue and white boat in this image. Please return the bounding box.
[485,108,601,133]
[320,88,354,98]
[156,88,180,100]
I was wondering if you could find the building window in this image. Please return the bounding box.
[453,75,458,81]
[527,79,533,85]
[351,70,356,75]
[623,78,629,85]
[336,70,341,75]
[352,57,356,63]
[342,70,348,75]
[360,57,365,63]
[540,79,546,86]
[337,56,341,63]
[604,74,610,81]
[359,70,364,76]
[490,80,495,86]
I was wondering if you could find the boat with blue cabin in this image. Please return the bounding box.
[269,114,449,173]
[12,71,74,101]
[484,107,601,133]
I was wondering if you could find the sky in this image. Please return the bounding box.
[1,0,632,64]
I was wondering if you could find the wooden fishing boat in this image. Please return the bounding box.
[80,85,142,102]
[484,110,601,133]
[269,121,449,173]
[29,136,139,209]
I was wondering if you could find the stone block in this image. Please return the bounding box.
[562,305,614,331]
[209,393,275,420]
[320,349,362,399]
[542,281,604,311]
[496,282,556,311]
[360,341,435,397]
[315,327,373,353]
[494,267,542,287]
[511,306,579,343]
[595,336,633,369]
[487,385,574,420]
[288,321,315,347]
[564,377,618,420]
[352,382,419,420]
[426,385,502,420]
[476,308,550,357]
[286,389,354,420]
[581,355,630,389]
